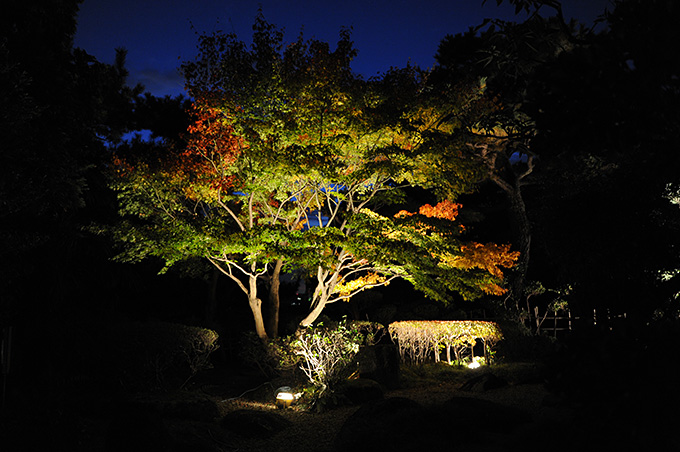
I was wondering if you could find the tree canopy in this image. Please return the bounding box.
[106,13,520,338]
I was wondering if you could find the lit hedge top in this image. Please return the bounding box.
[388,320,503,346]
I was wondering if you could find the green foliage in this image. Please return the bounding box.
[350,320,388,346]
[107,13,520,339]
[238,331,300,378]
[389,320,503,365]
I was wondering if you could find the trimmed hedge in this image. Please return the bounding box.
[388,320,502,365]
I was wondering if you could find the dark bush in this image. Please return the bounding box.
[107,321,219,391]
[14,319,213,396]
[237,331,300,378]
[495,320,560,362]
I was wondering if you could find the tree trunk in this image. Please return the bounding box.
[266,259,283,338]
[505,183,531,302]
[249,296,267,340]
[484,139,534,307]
[248,272,267,340]
[298,292,328,328]
[206,257,268,340]
[298,265,339,328]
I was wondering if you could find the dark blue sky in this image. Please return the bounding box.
[74,0,611,98]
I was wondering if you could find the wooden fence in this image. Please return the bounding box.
[466,308,628,337]
[532,308,628,337]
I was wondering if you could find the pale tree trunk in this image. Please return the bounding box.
[266,259,283,338]
[298,265,339,328]
[247,273,267,340]
[207,257,268,341]
[298,293,328,328]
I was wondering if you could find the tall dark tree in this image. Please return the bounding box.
[429,3,581,306]
[441,0,680,321]
[0,0,138,334]
[524,0,680,320]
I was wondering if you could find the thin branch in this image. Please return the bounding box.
[517,154,535,184]
[216,189,246,231]
[327,274,400,304]
[247,192,255,229]
[206,255,248,295]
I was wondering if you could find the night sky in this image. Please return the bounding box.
[73,0,612,98]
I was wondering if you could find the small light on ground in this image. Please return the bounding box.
[468,358,481,369]
[275,386,295,409]
[276,392,294,408]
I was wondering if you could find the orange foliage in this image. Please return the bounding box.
[452,243,519,277]
[446,242,519,295]
[418,200,461,221]
[111,154,133,176]
[182,101,243,194]
[395,200,461,221]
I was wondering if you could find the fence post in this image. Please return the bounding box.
[534,306,540,335]
[568,310,572,331]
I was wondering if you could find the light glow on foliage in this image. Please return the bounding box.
[395,200,461,221]
[182,101,244,197]
[333,272,388,298]
[445,243,520,295]
[389,320,503,365]
[392,201,519,298]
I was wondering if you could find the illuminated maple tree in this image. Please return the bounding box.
[109,14,522,339]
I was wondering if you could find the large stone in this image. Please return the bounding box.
[220,409,291,438]
[337,378,384,404]
[335,397,441,451]
[459,372,508,393]
[356,344,400,389]
[441,397,530,434]
[336,395,532,451]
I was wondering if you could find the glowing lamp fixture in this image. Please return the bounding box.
[467,357,481,369]
[275,386,295,409]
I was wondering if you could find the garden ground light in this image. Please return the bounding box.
[275,386,295,409]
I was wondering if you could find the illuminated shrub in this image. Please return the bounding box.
[293,320,364,391]
[388,320,502,365]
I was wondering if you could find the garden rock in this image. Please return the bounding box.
[442,397,530,434]
[337,378,384,404]
[220,409,291,438]
[335,397,436,451]
[460,372,508,392]
[356,344,400,389]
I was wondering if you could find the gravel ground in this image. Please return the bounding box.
[224,380,573,452]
